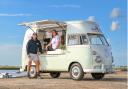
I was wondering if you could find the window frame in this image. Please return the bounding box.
[67,34,81,46]
[87,33,109,46]
[80,34,88,45]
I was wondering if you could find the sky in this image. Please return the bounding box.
[0,0,127,66]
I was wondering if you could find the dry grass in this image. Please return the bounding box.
[0,71,127,89]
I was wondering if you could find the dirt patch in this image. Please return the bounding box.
[0,71,127,89]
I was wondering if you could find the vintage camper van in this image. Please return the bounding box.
[20,20,113,80]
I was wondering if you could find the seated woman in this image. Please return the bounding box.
[45,30,60,51]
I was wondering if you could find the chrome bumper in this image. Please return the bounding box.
[83,64,113,73]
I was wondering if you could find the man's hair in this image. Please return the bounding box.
[31,32,38,40]
[33,32,37,36]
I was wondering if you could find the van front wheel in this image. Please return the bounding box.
[91,73,105,80]
[50,72,61,78]
[70,63,84,80]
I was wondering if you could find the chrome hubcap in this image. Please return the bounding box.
[72,66,80,78]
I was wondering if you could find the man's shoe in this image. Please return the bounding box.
[36,75,42,79]
[27,72,32,79]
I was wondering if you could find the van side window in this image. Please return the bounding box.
[80,35,88,45]
[68,35,80,45]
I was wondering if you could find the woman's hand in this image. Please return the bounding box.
[45,46,48,51]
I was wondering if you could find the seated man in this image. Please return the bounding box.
[59,36,66,50]
[46,30,60,51]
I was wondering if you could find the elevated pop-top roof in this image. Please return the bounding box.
[19,20,67,30]
[19,20,102,34]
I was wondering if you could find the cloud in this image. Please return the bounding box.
[87,16,95,22]
[111,21,120,31]
[48,4,81,8]
[110,8,121,19]
[0,13,31,17]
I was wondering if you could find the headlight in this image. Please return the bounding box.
[95,56,102,63]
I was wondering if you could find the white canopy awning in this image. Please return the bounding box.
[19,20,67,30]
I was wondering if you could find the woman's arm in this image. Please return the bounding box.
[56,36,61,49]
[45,41,52,50]
[56,40,60,49]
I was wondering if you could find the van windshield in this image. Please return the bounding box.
[88,34,108,45]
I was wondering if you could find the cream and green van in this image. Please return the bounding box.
[20,20,114,80]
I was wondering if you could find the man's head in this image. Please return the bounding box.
[32,33,37,40]
[52,30,57,37]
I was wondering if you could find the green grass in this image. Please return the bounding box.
[0,66,20,70]
[114,66,128,71]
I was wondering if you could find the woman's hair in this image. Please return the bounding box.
[52,30,58,37]
[52,30,58,35]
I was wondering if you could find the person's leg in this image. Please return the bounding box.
[27,59,32,77]
[33,60,40,74]
[33,55,41,78]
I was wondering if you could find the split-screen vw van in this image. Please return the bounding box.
[20,20,114,80]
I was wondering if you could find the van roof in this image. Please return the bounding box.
[19,20,96,26]
[19,20,102,34]
[19,20,67,30]
[19,20,66,26]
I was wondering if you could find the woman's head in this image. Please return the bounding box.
[31,33,37,40]
[52,30,57,37]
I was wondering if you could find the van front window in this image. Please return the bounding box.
[88,34,108,45]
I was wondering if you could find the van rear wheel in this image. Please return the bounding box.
[91,73,105,80]
[70,63,84,80]
[50,72,61,78]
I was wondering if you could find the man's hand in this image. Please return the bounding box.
[28,54,30,58]
[37,52,41,55]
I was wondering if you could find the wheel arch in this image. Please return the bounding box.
[68,61,82,71]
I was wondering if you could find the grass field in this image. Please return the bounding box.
[0,66,20,70]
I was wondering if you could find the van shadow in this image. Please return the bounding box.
[82,77,127,82]
[42,77,127,82]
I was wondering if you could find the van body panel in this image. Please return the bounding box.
[20,20,113,74]
[66,45,93,70]
[66,21,102,35]
[90,45,113,73]
[39,45,92,72]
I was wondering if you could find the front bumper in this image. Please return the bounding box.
[83,69,106,73]
[83,64,114,73]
